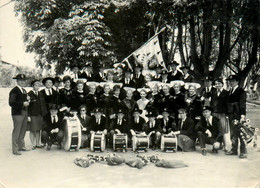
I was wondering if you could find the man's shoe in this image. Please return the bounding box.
[32,146,36,150]
[46,144,51,151]
[57,144,62,150]
[225,150,238,155]
[13,151,22,155]
[36,145,44,148]
[212,148,218,154]
[18,147,31,151]
[239,153,247,159]
[201,149,207,156]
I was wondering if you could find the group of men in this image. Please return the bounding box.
[9,61,247,158]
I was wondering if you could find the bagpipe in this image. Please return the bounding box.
[233,119,258,148]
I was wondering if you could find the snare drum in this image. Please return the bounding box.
[132,135,149,152]
[90,133,106,152]
[113,134,128,152]
[62,117,82,151]
[161,134,177,152]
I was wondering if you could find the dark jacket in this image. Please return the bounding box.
[40,88,59,109]
[78,114,91,133]
[85,93,98,114]
[110,118,128,133]
[168,71,182,81]
[196,116,222,142]
[146,119,162,133]
[177,117,196,140]
[89,116,107,132]
[227,87,246,118]
[42,113,65,133]
[133,73,145,88]
[59,88,74,108]
[28,90,47,117]
[131,116,147,133]
[210,89,229,114]
[9,86,28,115]
[160,117,176,134]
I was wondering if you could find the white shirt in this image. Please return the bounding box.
[17,85,25,94]
[117,119,122,125]
[134,117,139,124]
[206,116,213,126]
[96,118,101,124]
[232,85,238,93]
[52,115,58,123]
[184,73,190,79]
[45,88,52,96]
[149,120,155,128]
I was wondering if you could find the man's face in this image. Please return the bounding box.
[33,81,41,91]
[94,112,102,119]
[125,72,131,79]
[188,86,196,95]
[17,79,26,87]
[50,109,58,116]
[107,73,114,81]
[183,69,188,74]
[104,85,110,94]
[202,110,211,118]
[144,75,152,82]
[205,80,212,87]
[117,113,124,119]
[72,67,79,73]
[178,111,186,120]
[215,81,223,90]
[230,80,238,87]
[162,74,167,80]
[162,112,169,119]
[45,80,53,89]
[80,108,87,115]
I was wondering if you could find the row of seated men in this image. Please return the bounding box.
[43,103,221,156]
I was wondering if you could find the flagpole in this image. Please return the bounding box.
[121,26,166,64]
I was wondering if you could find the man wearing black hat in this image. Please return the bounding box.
[41,104,65,150]
[146,110,162,149]
[9,74,31,155]
[123,68,135,87]
[210,78,229,152]
[225,75,247,158]
[168,61,182,81]
[160,108,176,134]
[201,76,216,106]
[40,77,59,110]
[130,107,148,135]
[133,64,145,88]
[89,108,107,133]
[108,109,129,147]
[180,66,194,82]
[196,106,222,156]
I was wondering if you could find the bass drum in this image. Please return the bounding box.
[62,117,82,151]
[90,133,106,152]
[132,135,149,152]
[113,134,128,152]
[161,134,177,152]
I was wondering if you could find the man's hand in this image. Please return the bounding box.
[115,129,121,134]
[172,131,180,135]
[205,129,212,137]
[82,127,87,131]
[240,115,246,122]
[103,129,107,135]
[27,117,31,122]
[130,129,136,136]
[213,142,220,149]
[51,128,59,134]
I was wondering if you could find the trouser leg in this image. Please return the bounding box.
[12,115,23,153]
[18,110,28,149]
[197,131,206,149]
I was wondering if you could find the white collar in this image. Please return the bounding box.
[17,85,24,93]
[232,85,238,92]
[184,73,189,79]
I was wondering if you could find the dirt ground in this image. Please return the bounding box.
[0,88,260,188]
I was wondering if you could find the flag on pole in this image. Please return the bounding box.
[132,36,165,70]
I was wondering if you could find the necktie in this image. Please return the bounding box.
[53,116,56,123]
[22,88,26,94]
[48,89,51,95]
[180,120,184,130]
[206,118,211,126]
[217,90,220,96]
[230,88,233,94]
[96,119,100,125]
[135,119,138,124]
[82,115,85,120]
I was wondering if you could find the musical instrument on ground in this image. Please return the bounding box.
[132,134,149,152]
[238,119,258,148]
[90,132,106,152]
[113,134,128,152]
[62,117,82,151]
[161,134,178,152]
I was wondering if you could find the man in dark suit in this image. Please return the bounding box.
[40,77,59,110]
[130,107,148,135]
[210,78,229,151]
[108,109,129,147]
[172,108,196,152]
[41,104,65,150]
[133,64,145,88]
[201,76,216,106]
[78,105,91,148]
[146,111,162,149]
[89,108,107,133]
[226,75,247,158]
[160,108,176,134]
[196,106,222,156]
[9,74,31,155]
[167,61,182,81]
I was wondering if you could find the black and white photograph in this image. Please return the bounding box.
[0,0,260,187]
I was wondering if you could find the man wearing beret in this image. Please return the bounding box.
[225,75,247,158]
[9,74,31,155]
[196,106,222,156]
